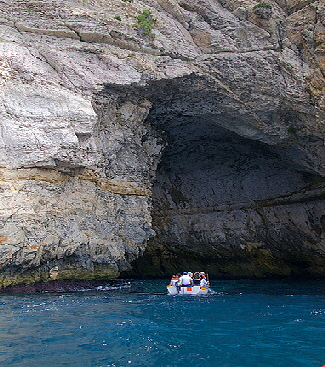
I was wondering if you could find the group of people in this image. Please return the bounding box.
[169,272,208,288]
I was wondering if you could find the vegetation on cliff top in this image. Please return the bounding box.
[253,2,272,9]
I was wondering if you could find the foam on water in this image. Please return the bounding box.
[95,282,132,292]
[1,279,325,367]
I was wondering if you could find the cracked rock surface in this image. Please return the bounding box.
[0,0,324,286]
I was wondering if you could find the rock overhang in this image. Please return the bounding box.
[98,69,324,175]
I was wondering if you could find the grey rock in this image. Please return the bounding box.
[0,0,324,285]
[233,7,248,21]
[253,5,273,20]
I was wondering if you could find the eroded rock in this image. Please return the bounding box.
[0,0,324,286]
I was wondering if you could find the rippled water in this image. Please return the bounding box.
[1,279,325,367]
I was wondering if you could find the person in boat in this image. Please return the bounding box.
[169,275,179,286]
[193,272,201,286]
[200,276,208,287]
[178,272,193,287]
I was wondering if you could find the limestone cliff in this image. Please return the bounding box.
[0,0,324,286]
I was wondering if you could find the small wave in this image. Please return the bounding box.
[95,283,132,291]
[208,289,224,296]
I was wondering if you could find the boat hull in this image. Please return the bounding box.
[167,285,209,295]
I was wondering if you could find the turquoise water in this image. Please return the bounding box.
[1,279,325,367]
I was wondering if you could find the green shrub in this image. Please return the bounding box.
[114,15,122,21]
[134,10,156,35]
[253,2,272,9]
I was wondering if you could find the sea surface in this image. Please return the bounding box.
[1,279,325,367]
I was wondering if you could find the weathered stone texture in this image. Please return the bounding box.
[0,0,324,285]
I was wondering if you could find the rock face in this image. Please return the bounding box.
[0,0,324,286]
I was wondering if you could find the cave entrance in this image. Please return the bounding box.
[140,116,324,278]
[100,76,325,279]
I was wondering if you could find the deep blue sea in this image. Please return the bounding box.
[1,279,325,367]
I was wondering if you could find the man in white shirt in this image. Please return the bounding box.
[178,272,193,286]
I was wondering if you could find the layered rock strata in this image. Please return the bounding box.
[0,0,324,286]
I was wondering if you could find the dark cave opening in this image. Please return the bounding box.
[151,116,314,214]
[133,111,325,278]
[101,77,325,279]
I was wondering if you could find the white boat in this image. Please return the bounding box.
[167,285,210,295]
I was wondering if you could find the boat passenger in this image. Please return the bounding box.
[169,275,179,286]
[200,277,208,287]
[193,272,201,285]
[178,272,193,287]
[176,273,181,291]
